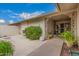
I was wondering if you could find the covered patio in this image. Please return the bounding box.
[46,14,71,36]
[44,3,77,40]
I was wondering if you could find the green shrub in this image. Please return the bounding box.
[24,26,42,40]
[0,40,13,56]
[59,31,76,47]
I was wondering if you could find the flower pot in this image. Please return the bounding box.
[71,50,79,56]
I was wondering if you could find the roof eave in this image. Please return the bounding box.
[56,3,61,12]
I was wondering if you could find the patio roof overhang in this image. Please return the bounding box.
[49,14,70,21]
[57,3,78,12]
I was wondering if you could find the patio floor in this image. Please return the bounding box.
[28,37,63,56]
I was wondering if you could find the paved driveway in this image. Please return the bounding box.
[8,35,46,56]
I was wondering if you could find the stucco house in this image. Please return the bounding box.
[10,3,79,45]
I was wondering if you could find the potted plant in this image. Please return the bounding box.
[47,32,53,39]
[59,31,77,55]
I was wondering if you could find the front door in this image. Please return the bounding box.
[54,20,71,35]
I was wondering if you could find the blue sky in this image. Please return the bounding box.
[0,3,56,24]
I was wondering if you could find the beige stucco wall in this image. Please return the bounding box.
[20,19,46,41]
[47,19,54,35]
[0,25,20,36]
[76,6,79,46]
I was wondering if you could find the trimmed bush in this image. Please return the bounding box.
[0,40,13,56]
[24,26,42,40]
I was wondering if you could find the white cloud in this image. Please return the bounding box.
[19,12,30,19]
[10,16,17,18]
[18,11,45,19]
[0,9,45,22]
[31,11,45,16]
[7,10,45,20]
[9,20,14,24]
[1,9,18,16]
[6,9,13,13]
[0,19,5,23]
[1,9,12,13]
[1,9,45,20]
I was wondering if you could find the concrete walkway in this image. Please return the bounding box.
[28,37,63,56]
[8,35,46,56]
